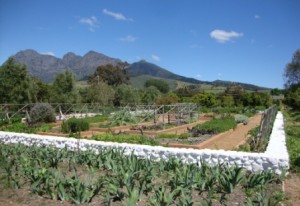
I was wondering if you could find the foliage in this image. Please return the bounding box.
[61,117,90,133]
[242,92,272,108]
[220,95,235,107]
[80,115,108,123]
[141,86,161,104]
[284,84,300,110]
[84,81,115,105]
[286,124,300,171]
[192,117,237,135]
[234,114,249,125]
[191,92,218,107]
[109,110,138,126]
[178,132,190,139]
[0,143,285,205]
[50,70,79,104]
[88,63,129,86]
[29,103,56,124]
[0,58,31,104]
[114,84,141,106]
[144,78,170,94]
[28,77,51,102]
[155,95,179,105]
[284,49,300,88]
[92,133,159,146]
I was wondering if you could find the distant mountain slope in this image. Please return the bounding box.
[212,80,270,91]
[12,49,121,82]
[126,60,207,85]
[9,49,270,91]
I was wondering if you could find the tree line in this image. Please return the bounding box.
[1,55,294,109]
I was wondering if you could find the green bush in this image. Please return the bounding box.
[234,114,249,125]
[109,110,138,126]
[61,117,89,133]
[193,117,237,134]
[286,125,300,171]
[30,103,55,124]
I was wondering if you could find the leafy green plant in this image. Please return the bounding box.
[178,132,190,139]
[157,133,177,139]
[109,110,138,126]
[234,114,249,125]
[61,117,89,133]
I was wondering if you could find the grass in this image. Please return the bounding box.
[284,109,300,171]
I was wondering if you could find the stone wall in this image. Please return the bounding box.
[0,112,289,174]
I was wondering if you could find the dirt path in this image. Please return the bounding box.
[284,173,300,206]
[169,114,262,150]
[196,114,262,150]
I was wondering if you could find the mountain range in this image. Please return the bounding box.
[10,49,269,91]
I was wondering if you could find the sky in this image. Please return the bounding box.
[0,0,300,89]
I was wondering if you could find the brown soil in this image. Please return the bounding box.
[169,114,262,150]
[284,172,300,206]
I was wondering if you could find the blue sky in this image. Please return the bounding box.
[0,0,299,89]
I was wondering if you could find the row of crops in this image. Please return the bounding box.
[0,141,286,205]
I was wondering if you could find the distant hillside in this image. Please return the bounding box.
[126,60,207,85]
[212,80,270,91]
[12,49,121,82]
[9,49,270,91]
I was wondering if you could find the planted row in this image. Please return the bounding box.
[0,142,286,205]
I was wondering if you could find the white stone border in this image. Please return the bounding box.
[0,112,289,174]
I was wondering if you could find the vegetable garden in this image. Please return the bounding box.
[0,142,286,205]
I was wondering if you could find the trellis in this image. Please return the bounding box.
[122,103,199,125]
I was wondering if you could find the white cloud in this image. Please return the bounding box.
[79,16,98,31]
[210,29,243,43]
[196,74,202,79]
[151,54,160,62]
[254,15,261,19]
[119,35,137,42]
[103,9,132,21]
[42,52,55,56]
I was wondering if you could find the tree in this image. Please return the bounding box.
[284,49,300,88]
[191,92,218,107]
[141,86,161,104]
[28,77,51,102]
[144,79,170,94]
[0,58,30,104]
[88,64,129,86]
[50,70,79,103]
[221,95,235,107]
[114,84,141,106]
[85,81,115,106]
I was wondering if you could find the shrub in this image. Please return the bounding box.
[29,103,55,124]
[109,110,138,126]
[234,114,249,125]
[61,117,89,133]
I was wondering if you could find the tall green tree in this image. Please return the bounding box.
[88,64,129,86]
[283,49,300,110]
[284,49,300,88]
[0,58,30,104]
[114,84,141,106]
[144,79,170,94]
[141,86,161,104]
[191,92,218,107]
[50,70,79,103]
[85,81,115,105]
